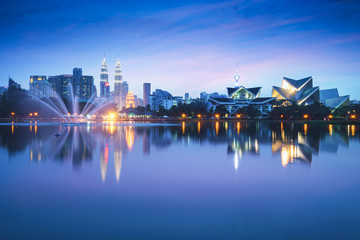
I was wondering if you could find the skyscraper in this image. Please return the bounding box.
[73,68,82,98]
[143,83,151,107]
[114,58,122,109]
[100,57,110,100]
[120,81,129,109]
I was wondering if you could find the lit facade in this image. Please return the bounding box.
[126,92,135,109]
[272,76,320,106]
[29,75,52,98]
[208,75,276,116]
[48,75,72,99]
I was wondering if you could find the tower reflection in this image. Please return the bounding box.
[0,121,357,182]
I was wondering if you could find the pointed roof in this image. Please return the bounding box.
[283,76,312,89]
[228,86,261,98]
[297,87,319,105]
[247,87,261,96]
[325,95,350,110]
[272,86,296,101]
[227,87,238,96]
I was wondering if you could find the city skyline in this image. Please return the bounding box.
[1,0,360,99]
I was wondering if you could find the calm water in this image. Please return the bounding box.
[0,121,360,239]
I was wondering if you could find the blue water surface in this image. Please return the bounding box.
[0,122,359,239]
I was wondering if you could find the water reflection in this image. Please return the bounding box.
[0,122,359,181]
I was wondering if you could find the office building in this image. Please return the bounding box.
[29,75,51,98]
[143,83,151,107]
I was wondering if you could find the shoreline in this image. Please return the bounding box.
[1,118,359,125]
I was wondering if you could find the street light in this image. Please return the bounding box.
[214,114,220,119]
[11,112,15,116]
[350,114,356,119]
[34,112,38,116]
[328,115,333,119]
[236,114,241,118]
[29,113,33,116]
[197,114,202,118]
[181,113,186,118]
[303,114,309,119]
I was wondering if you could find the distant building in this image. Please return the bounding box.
[173,96,183,104]
[120,81,129,109]
[143,83,151,107]
[29,75,51,98]
[320,88,349,110]
[184,92,190,104]
[114,58,123,109]
[48,75,73,99]
[126,92,135,109]
[200,92,209,102]
[162,99,178,110]
[134,95,143,107]
[72,68,95,102]
[8,77,21,89]
[149,89,173,111]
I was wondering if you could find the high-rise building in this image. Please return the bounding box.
[29,75,51,98]
[72,68,95,102]
[100,57,110,99]
[143,83,151,107]
[48,75,73,99]
[114,58,122,109]
[120,81,129,109]
[73,68,82,98]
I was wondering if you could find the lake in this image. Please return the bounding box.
[0,121,359,239]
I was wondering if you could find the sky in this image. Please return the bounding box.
[0,0,360,99]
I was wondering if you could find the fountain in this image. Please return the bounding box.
[29,83,115,124]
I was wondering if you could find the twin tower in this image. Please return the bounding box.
[100,57,129,109]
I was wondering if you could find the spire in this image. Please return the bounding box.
[234,63,240,87]
[115,58,122,82]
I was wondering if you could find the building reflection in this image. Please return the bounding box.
[0,122,358,181]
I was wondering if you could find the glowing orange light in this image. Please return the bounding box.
[236,114,241,118]
[303,114,309,119]
[11,112,15,116]
[181,114,186,118]
[105,83,109,86]
[29,113,33,116]
[328,115,333,119]
[34,112,38,116]
[350,115,356,119]
[197,114,202,118]
[67,113,71,116]
[215,114,220,119]
[280,115,284,118]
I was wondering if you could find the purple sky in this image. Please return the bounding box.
[1,0,359,99]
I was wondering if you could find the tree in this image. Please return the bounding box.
[215,105,228,117]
